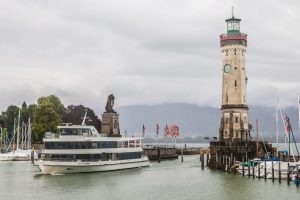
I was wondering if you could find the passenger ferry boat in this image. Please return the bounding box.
[38,125,150,175]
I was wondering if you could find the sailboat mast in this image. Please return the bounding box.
[17,109,20,150]
[298,95,300,142]
[256,119,259,158]
[275,90,279,157]
[28,118,31,150]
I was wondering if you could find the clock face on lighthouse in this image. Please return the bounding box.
[224,64,231,73]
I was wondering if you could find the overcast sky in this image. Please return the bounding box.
[0,0,300,114]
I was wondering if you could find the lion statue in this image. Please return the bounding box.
[105,94,116,113]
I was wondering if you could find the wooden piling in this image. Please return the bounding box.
[296,164,299,187]
[222,155,224,171]
[272,161,274,182]
[252,165,255,178]
[248,164,250,178]
[206,149,209,166]
[216,152,218,168]
[31,149,34,165]
[157,149,161,163]
[242,157,245,177]
[200,148,204,169]
[258,164,260,179]
[264,161,267,180]
[287,162,290,185]
[278,161,281,183]
[181,148,183,162]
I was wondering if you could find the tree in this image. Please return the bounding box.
[32,95,64,143]
[63,105,101,132]
[37,95,64,115]
[32,100,62,143]
[1,105,20,135]
[21,101,29,123]
[27,104,37,122]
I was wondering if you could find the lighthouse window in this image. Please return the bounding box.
[226,95,228,102]
[234,80,237,87]
[235,117,238,123]
[234,49,237,55]
[225,50,228,56]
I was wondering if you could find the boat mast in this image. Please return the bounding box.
[275,88,279,157]
[298,95,300,143]
[28,118,31,150]
[256,119,259,158]
[81,111,87,126]
[17,109,20,150]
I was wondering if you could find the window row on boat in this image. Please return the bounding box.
[43,152,142,162]
[44,141,141,149]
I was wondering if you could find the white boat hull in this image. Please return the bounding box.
[38,157,150,175]
[0,153,16,161]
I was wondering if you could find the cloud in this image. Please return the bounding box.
[0,0,300,114]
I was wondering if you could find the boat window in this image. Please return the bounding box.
[115,152,142,160]
[60,129,78,136]
[44,141,119,149]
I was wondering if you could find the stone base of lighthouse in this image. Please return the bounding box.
[208,140,274,168]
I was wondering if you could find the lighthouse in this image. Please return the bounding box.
[208,11,274,167]
[219,11,250,142]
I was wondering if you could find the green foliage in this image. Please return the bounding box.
[37,95,64,115]
[32,95,64,143]
[63,105,101,132]
[0,94,102,144]
[1,105,20,135]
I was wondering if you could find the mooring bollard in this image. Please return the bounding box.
[264,161,267,180]
[278,161,281,183]
[252,165,255,178]
[272,161,274,182]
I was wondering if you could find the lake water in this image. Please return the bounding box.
[0,155,299,200]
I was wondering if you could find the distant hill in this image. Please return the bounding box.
[116,103,299,141]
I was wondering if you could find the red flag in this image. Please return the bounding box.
[285,115,291,134]
[142,124,145,137]
[164,124,170,137]
[156,123,159,137]
[169,124,180,138]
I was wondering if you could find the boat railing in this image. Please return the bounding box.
[143,144,176,149]
[42,158,102,162]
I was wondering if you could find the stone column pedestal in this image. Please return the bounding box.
[101,112,121,137]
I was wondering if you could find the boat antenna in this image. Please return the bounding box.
[81,110,87,126]
[232,6,234,18]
